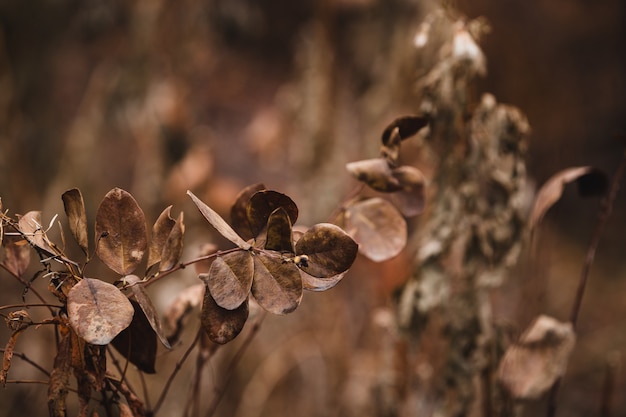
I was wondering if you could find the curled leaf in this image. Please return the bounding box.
[203,251,254,310]
[67,278,134,345]
[341,198,406,262]
[159,211,185,272]
[124,275,171,349]
[230,183,266,241]
[529,167,608,230]
[18,211,57,256]
[497,315,576,399]
[247,190,298,238]
[265,207,294,253]
[295,223,358,277]
[251,251,302,314]
[111,300,157,373]
[187,190,251,250]
[381,115,430,146]
[346,158,401,192]
[62,188,89,257]
[201,285,249,344]
[301,271,346,292]
[95,188,147,275]
[147,206,176,271]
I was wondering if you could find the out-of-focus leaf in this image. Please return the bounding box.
[1,228,31,276]
[346,158,401,192]
[124,275,171,349]
[159,211,185,272]
[390,166,426,217]
[265,207,294,253]
[187,190,251,250]
[251,251,302,314]
[230,183,266,241]
[62,188,89,257]
[1,326,27,386]
[95,188,147,275]
[67,278,134,345]
[48,322,71,417]
[529,167,608,230]
[381,115,430,146]
[202,251,253,310]
[119,403,133,417]
[163,283,205,344]
[247,190,298,238]
[294,223,358,277]
[18,211,57,256]
[341,198,406,262]
[201,285,248,344]
[497,315,576,399]
[111,300,157,374]
[301,271,346,292]
[147,206,176,272]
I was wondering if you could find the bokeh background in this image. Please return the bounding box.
[1,0,625,416]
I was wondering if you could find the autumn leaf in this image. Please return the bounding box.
[1,227,31,276]
[251,251,302,314]
[246,190,298,239]
[62,188,89,257]
[147,206,177,271]
[111,300,158,374]
[294,223,358,277]
[265,207,294,253]
[95,188,148,275]
[201,285,249,344]
[159,211,185,272]
[124,275,171,349]
[203,251,254,310]
[381,115,430,146]
[67,278,134,345]
[230,183,266,241]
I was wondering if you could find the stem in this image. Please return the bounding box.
[0,348,50,377]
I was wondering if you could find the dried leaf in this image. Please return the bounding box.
[187,190,251,250]
[497,315,576,399]
[1,228,31,276]
[147,206,176,271]
[251,251,302,314]
[203,251,254,310]
[111,300,157,374]
[62,188,89,257]
[124,275,171,349]
[67,278,134,345]
[1,327,26,386]
[247,190,298,238]
[301,271,346,292]
[163,283,205,344]
[529,167,608,230]
[265,207,294,253]
[340,198,406,262]
[201,285,249,344]
[159,211,185,272]
[295,223,358,278]
[119,403,133,417]
[18,211,57,256]
[390,165,426,217]
[346,158,401,192]
[381,115,430,146]
[230,183,266,241]
[48,323,71,417]
[95,188,147,275]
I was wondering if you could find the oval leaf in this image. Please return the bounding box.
[342,198,406,262]
[18,211,56,256]
[203,251,254,310]
[230,183,266,241]
[187,190,251,250]
[159,211,185,272]
[529,167,608,230]
[201,285,249,344]
[111,300,157,373]
[390,166,426,217]
[381,115,430,146]
[67,278,134,345]
[265,207,294,253]
[247,190,298,238]
[124,275,171,349]
[62,188,89,257]
[346,158,402,192]
[295,223,358,277]
[147,206,176,272]
[1,228,31,276]
[95,188,147,275]
[251,251,302,315]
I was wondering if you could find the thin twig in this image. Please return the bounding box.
[0,348,50,377]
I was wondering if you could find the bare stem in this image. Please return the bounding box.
[0,348,50,377]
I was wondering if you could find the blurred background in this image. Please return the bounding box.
[1,0,625,416]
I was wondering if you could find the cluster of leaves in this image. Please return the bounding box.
[339,115,430,262]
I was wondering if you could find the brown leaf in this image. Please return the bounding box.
[251,251,302,314]
[294,223,358,278]
[18,211,57,256]
[111,300,157,374]
[124,275,171,349]
[163,283,205,344]
[187,190,251,250]
[203,251,254,310]
[67,278,134,345]
[147,206,176,272]
[1,227,31,276]
[390,165,426,217]
[341,198,406,262]
[159,211,185,272]
[346,158,402,192]
[529,167,608,230]
[381,115,430,146]
[230,183,266,241]
[62,188,89,257]
[201,285,249,344]
[265,207,294,253]
[48,322,71,417]
[95,188,147,275]
[247,190,298,238]
[1,327,27,386]
[497,315,576,399]
[301,271,346,292]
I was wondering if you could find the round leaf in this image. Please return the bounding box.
[294,223,358,278]
[345,158,402,192]
[95,188,147,275]
[251,251,302,314]
[230,183,266,241]
[67,278,134,345]
[203,251,254,310]
[201,285,249,344]
[247,190,298,238]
